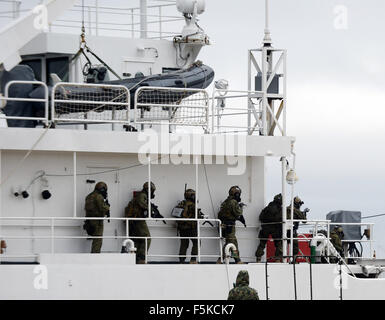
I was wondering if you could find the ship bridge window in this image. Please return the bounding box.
[46,57,69,85]
[20,59,42,81]
[20,56,70,85]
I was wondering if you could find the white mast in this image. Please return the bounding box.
[263,0,272,46]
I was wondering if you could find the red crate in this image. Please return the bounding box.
[267,233,312,262]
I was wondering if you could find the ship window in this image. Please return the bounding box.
[20,59,42,81]
[46,57,69,85]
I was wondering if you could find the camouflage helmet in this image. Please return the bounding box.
[334,226,344,234]
[294,196,304,205]
[184,189,196,201]
[235,270,249,287]
[143,181,156,191]
[229,186,242,197]
[95,181,107,191]
[274,193,282,203]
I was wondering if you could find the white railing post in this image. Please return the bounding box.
[0,150,2,263]
[51,218,55,254]
[148,156,151,221]
[131,9,134,38]
[281,156,287,261]
[95,0,99,36]
[140,0,148,39]
[73,152,77,217]
[159,6,162,39]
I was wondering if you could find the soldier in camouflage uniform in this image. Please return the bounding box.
[84,182,110,253]
[286,196,309,257]
[218,186,246,264]
[125,182,155,264]
[330,226,344,257]
[256,194,283,262]
[227,270,259,300]
[176,189,203,264]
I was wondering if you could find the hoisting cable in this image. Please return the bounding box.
[57,0,122,82]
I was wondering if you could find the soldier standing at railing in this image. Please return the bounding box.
[84,182,110,253]
[256,194,283,263]
[286,196,309,258]
[125,182,155,264]
[217,186,246,264]
[175,189,202,264]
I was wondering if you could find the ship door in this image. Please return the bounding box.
[86,167,122,253]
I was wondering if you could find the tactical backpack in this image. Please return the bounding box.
[259,203,282,223]
[125,200,136,218]
[85,193,97,213]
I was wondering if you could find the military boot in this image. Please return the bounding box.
[216,258,222,264]
[256,257,262,263]
[189,260,198,264]
[137,259,146,264]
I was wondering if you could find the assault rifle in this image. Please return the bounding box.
[200,210,214,227]
[105,198,111,223]
[151,203,167,224]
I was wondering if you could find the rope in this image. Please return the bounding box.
[203,163,216,219]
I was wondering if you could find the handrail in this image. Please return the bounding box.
[0,81,49,126]
[134,86,210,129]
[51,82,130,125]
[0,216,222,263]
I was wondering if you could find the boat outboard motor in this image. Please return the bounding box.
[84,65,110,83]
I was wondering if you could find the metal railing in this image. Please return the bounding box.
[210,89,285,136]
[0,1,182,39]
[0,0,21,19]
[0,80,49,126]
[50,1,183,39]
[52,82,130,125]
[134,86,210,130]
[259,219,375,261]
[0,81,289,135]
[0,216,222,264]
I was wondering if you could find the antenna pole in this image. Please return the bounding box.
[263,0,272,46]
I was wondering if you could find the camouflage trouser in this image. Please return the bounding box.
[255,225,282,259]
[90,221,104,254]
[222,224,240,262]
[287,230,299,257]
[129,221,151,262]
[178,228,198,262]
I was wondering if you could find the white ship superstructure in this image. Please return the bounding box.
[0,0,384,300]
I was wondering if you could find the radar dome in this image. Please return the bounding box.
[176,0,205,15]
